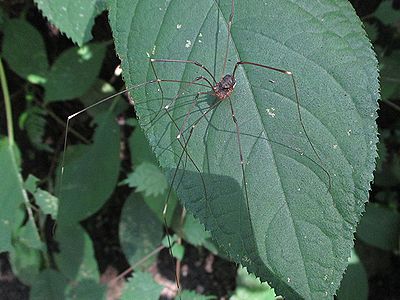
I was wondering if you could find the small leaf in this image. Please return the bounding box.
[23,107,53,152]
[162,235,185,260]
[182,213,212,247]
[2,19,48,82]
[24,174,40,193]
[231,266,277,300]
[357,203,400,251]
[119,193,162,268]
[34,188,59,219]
[120,271,163,300]
[123,162,168,197]
[44,43,107,102]
[34,0,107,46]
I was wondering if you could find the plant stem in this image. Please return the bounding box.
[0,58,14,146]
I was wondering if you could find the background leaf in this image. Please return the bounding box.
[230,266,277,300]
[356,203,400,251]
[374,0,400,26]
[34,0,107,46]
[0,139,27,252]
[55,224,100,282]
[30,269,68,300]
[122,162,168,197]
[119,193,162,268]
[56,110,120,224]
[336,250,368,300]
[108,0,379,299]
[44,43,107,102]
[120,271,163,300]
[2,19,48,83]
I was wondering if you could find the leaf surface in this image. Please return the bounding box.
[34,0,106,46]
[108,0,379,298]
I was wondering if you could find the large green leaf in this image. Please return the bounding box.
[34,0,107,46]
[108,0,379,299]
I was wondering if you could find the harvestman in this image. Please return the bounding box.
[59,0,331,298]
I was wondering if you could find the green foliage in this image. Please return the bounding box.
[0,139,27,252]
[378,49,400,101]
[120,271,163,300]
[0,0,389,299]
[2,19,48,83]
[25,174,58,218]
[337,250,368,300]
[374,0,400,26]
[122,162,168,197]
[180,290,217,300]
[44,44,107,102]
[30,269,68,300]
[231,266,277,300]
[2,18,106,101]
[20,106,53,152]
[56,111,121,225]
[119,193,162,267]
[357,203,400,251]
[54,224,100,281]
[109,0,379,298]
[34,0,107,46]
[182,214,212,247]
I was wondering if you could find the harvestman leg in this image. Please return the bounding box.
[232,61,331,189]
[59,78,212,190]
[149,59,223,294]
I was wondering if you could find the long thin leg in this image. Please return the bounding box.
[59,78,211,199]
[228,99,255,245]
[149,60,214,125]
[161,98,221,298]
[232,61,332,190]
[221,0,235,77]
[151,58,217,84]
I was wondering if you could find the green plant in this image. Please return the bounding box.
[0,0,380,299]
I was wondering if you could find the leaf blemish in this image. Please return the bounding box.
[185,40,192,48]
[266,107,276,117]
